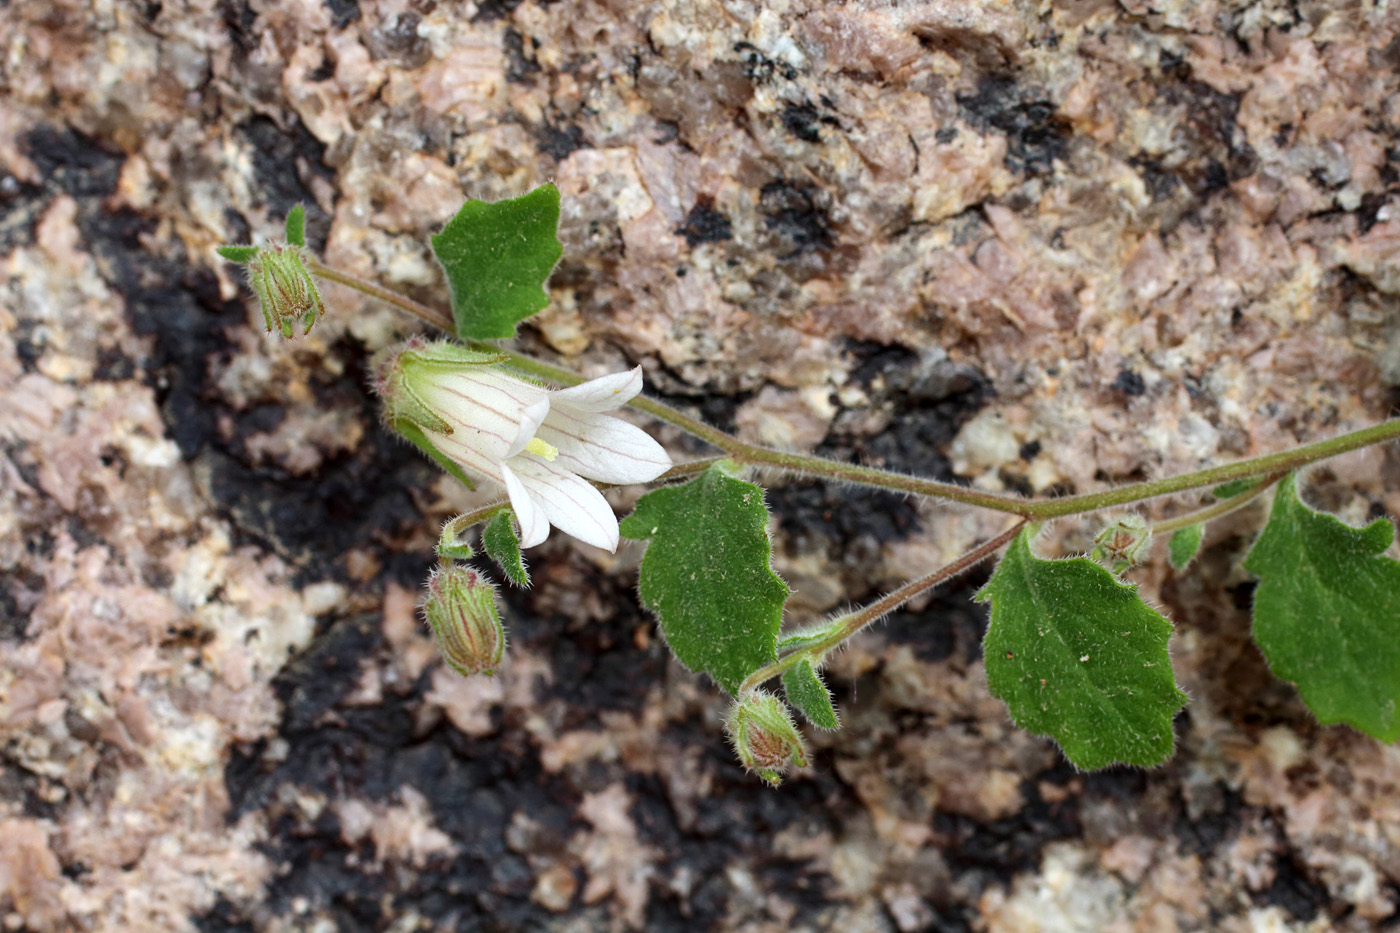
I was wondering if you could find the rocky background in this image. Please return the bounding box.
[4,0,1400,930]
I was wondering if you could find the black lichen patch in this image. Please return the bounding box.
[627,737,843,929]
[1139,55,1254,207]
[1112,368,1146,397]
[472,0,524,23]
[538,122,586,161]
[885,572,990,665]
[508,573,668,718]
[220,613,585,932]
[779,102,838,143]
[956,77,1070,176]
[218,0,259,55]
[235,116,334,247]
[503,27,541,85]
[1256,853,1329,921]
[937,764,1082,879]
[765,482,921,557]
[733,41,798,84]
[33,122,433,583]
[676,196,733,247]
[322,0,359,28]
[760,179,832,256]
[24,125,125,200]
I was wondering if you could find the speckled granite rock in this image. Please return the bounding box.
[3,1,1400,931]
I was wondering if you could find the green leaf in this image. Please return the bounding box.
[484,511,530,587]
[620,465,788,695]
[1243,474,1400,741]
[1213,478,1256,499]
[285,204,306,247]
[1168,524,1203,570]
[392,418,475,490]
[217,245,259,263]
[430,184,564,340]
[782,659,840,730]
[976,529,1187,769]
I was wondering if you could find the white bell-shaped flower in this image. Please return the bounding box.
[374,339,671,551]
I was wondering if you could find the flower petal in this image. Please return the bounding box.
[505,399,551,458]
[505,457,620,551]
[536,410,672,484]
[549,367,643,412]
[420,369,549,463]
[500,462,549,548]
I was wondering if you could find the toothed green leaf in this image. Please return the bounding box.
[1244,474,1400,742]
[431,184,564,340]
[976,529,1187,769]
[620,464,787,695]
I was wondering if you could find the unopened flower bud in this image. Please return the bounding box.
[423,566,505,676]
[725,691,807,787]
[1091,514,1152,576]
[246,243,325,338]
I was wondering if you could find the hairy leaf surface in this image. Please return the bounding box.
[431,184,564,340]
[620,465,787,695]
[977,529,1187,769]
[484,511,530,588]
[1244,474,1400,741]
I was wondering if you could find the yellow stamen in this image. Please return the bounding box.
[524,437,558,461]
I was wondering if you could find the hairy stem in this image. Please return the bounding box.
[739,520,1028,694]
[311,258,1400,521]
[1149,472,1284,536]
[308,259,456,332]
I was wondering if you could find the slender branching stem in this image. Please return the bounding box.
[739,520,1029,694]
[311,258,1400,523]
[445,500,511,532]
[308,259,457,331]
[1149,472,1285,537]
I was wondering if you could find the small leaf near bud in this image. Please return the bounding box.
[423,565,505,677]
[1091,514,1152,576]
[725,691,808,787]
[285,204,307,248]
[217,245,260,263]
[436,515,476,562]
[246,243,325,338]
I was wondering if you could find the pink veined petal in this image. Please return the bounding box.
[505,457,620,552]
[426,428,504,484]
[535,410,672,485]
[420,369,548,463]
[500,462,549,548]
[505,399,551,458]
[548,367,644,412]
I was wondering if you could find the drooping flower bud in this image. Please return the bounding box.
[423,565,505,676]
[242,243,325,338]
[725,691,808,787]
[1091,514,1152,576]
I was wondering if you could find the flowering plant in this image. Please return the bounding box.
[220,189,1400,786]
[373,338,671,551]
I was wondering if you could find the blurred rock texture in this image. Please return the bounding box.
[3,0,1400,930]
